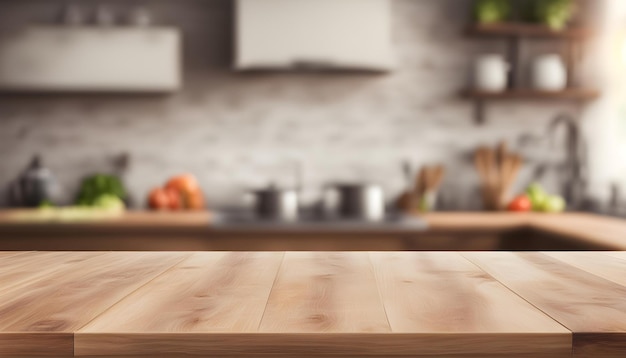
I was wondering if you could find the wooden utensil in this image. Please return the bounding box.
[474,141,523,211]
[397,164,446,213]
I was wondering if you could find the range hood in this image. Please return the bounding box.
[0,27,181,93]
[235,0,394,72]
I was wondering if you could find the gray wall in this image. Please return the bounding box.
[0,0,585,209]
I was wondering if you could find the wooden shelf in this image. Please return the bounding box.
[467,23,592,39]
[462,88,600,101]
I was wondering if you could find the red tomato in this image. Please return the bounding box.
[507,195,532,212]
[164,187,182,210]
[165,174,199,194]
[165,174,206,210]
[148,188,170,210]
[184,190,205,210]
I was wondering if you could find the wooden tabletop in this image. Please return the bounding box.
[1,251,626,357]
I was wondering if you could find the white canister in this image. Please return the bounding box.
[532,54,567,91]
[473,54,510,92]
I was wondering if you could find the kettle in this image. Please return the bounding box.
[8,155,59,207]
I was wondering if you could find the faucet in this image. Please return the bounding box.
[548,113,588,209]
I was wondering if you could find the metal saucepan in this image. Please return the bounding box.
[322,183,385,221]
[250,185,299,222]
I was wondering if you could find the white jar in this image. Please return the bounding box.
[473,54,509,92]
[532,54,567,91]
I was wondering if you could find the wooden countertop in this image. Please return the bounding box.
[0,210,212,229]
[2,251,626,357]
[2,210,626,250]
[423,212,626,250]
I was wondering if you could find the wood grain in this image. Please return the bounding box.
[0,332,73,357]
[369,252,570,356]
[0,251,106,298]
[573,332,626,358]
[259,252,389,333]
[545,251,626,287]
[77,252,284,356]
[6,251,626,357]
[465,252,626,358]
[0,252,188,332]
[369,252,568,333]
[73,332,569,357]
[80,252,283,333]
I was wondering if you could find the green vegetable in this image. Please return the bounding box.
[474,0,511,24]
[75,174,126,207]
[93,194,126,212]
[531,0,574,30]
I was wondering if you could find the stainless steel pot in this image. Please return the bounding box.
[323,183,385,221]
[251,185,299,222]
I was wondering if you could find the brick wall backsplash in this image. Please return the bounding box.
[0,0,583,209]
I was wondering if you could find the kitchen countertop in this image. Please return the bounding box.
[0,210,213,229]
[2,251,626,357]
[1,211,626,250]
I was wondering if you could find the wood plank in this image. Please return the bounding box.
[73,333,568,357]
[545,252,626,287]
[0,251,30,259]
[77,252,283,356]
[260,252,390,333]
[602,251,626,260]
[0,253,188,356]
[464,252,626,358]
[369,252,570,356]
[0,332,73,357]
[573,332,626,358]
[0,251,106,298]
[0,252,188,356]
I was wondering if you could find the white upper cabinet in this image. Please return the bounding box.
[235,0,394,71]
[0,27,181,92]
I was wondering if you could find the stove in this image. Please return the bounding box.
[210,210,428,233]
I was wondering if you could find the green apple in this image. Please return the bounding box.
[526,183,547,211]
[526,182,545,197]
[542,195,566,213]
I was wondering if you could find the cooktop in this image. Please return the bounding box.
[210,210,428,232]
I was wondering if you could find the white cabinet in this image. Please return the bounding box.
[235,0,394,71]
[0,27,181,92]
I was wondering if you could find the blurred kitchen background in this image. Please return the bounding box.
[1,0,626,216]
